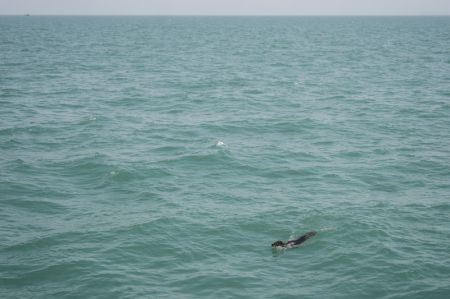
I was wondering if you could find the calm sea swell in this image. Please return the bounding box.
[1,16,450,298]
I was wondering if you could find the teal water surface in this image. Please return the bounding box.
[1,16,450,298]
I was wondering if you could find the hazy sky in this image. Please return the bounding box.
[1,0,449,16]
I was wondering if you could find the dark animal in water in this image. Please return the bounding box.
[272,231,316,249]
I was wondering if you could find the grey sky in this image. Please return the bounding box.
[1,0,449,16]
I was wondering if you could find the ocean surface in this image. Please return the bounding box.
[1,16,450,298]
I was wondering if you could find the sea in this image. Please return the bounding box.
[1,16,450,299]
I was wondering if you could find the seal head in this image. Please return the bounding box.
[271,240,285,247]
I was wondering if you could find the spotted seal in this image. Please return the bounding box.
[272,231,316,249]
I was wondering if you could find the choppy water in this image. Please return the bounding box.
[1,16,450,298]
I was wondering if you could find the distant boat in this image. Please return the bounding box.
[25,14,30,16]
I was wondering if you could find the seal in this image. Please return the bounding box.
[272,231,316,249]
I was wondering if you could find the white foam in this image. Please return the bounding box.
[273,245,287,251]
[216,140,225,147]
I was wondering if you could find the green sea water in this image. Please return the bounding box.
[1,16,450,298]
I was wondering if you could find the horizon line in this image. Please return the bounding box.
[2,14,450,17]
